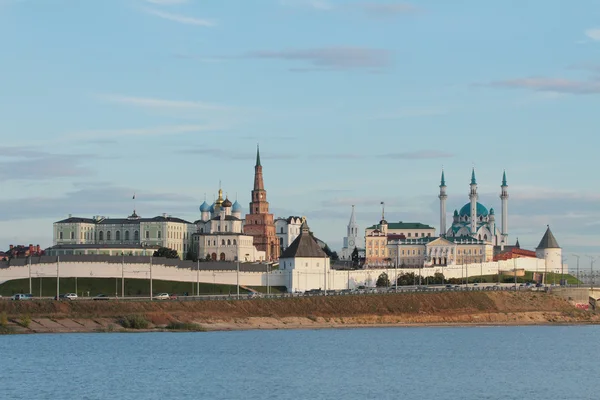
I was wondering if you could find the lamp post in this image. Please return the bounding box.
[28,256,32,295]
[121,253,125,298]
[236,259,240,299]
[561,257,567,286]
[196,259,200,296]
[56,256,60,300]
[149,256,153,300]
[572,254,580,288]
[587,256,596,290]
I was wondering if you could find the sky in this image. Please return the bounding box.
[0,0,599,271]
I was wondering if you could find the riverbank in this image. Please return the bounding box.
[1,291,597,334]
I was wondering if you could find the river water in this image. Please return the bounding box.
[1,326,597,399]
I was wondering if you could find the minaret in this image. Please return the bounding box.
[500,170,509,244]
[438,169,447,237]
[469,168,478,237]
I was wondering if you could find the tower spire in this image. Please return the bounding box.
[471,167,476,185]
[440,169,446,187]
[256,144,261,167]
[438,168,448,237]
[502,169,507,186]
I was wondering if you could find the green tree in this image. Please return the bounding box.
[205,254,212,262]
[351,247,359,267]
[376,273,390,287]
[153,247,179,259]
[185,249,197,262]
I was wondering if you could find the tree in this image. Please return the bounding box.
[185,249,197,262]
[153,247,179,259]
[376,273,390,287]
[351,247,359,267]
[322,244,338,261]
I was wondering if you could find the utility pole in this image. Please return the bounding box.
[196,259,200,296]
[236,260,240,299]
[28,256,32,295]
[266,263,269,296]
[56,256,60,300]
[587,256,596,290]
[572,254,580,288]
[561,257,566,286]
[121,254,125,298]
[150,256,153,300]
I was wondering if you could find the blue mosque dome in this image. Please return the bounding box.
[209,203,215,213]
[232,200,242,213]
[459,202,489,217]
[199,201,210,212]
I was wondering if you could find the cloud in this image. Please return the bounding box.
[0,185,198,222]
[279,1,418,17]
[144,8,216,26]
[99,94,229,111]
[63,125,223,141]
[487,77,600,94]
[243,47,391,71]
[585,28,600,41]
[0,147,98,182]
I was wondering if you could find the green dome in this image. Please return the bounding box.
[459,202,489,217]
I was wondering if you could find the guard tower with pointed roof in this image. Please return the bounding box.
[535,225,562,274]
[280,220,331,292]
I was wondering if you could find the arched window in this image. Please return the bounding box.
[227,239,231,245]
[99,231,104,241]
[211,252,217,261]
[280,227,284,234]
[478,234,481,240]
[484,234,488,240]
[134,231,139,241]
[233,239,237,245]
[220,252,225,261]
[116,231,120,241]
[125,231,130,241]
[107,231,111,241]
[200,228,204,233]
[225,225,228,232]
[221,239,225,245]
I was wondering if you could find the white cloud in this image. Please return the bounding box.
[63,125,222,140]
[100,95,229,111]
[145,8,216,26]
[146,0,188,4]
[585,28,600,41]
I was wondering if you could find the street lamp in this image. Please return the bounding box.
[586,256,596,289]
[572,254,580,288]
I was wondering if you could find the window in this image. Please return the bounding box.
[70,232,74,239]
[280,227,284,234]
[145,231,150,239]
[225,225,228,232]
[134,231,139,241]
[116,231,120,241]
[107,231,111,240]
[220,252,225,261]
[125,231,130,241]
[408,233,411,237]
[59,231,63,239]
[221,239,225,245]
[99,231,104,241]
[233,239,237,245]
[227,239,231,245]
[158,231,162,239]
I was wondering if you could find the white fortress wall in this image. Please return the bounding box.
[0,258,560,291]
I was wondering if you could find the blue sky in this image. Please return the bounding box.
[1,0,599,269]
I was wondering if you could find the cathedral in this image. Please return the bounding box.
[440,168,508,246]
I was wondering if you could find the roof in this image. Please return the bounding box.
[367,221,434,230]
[280,222,327,259]
[210,215,242,221]
[536,226,560,249]
[55,215,192,225]
[47,244,160,250]
[459,202,489,217]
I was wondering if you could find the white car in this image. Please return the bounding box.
[154,293,170,300]
[64,293,78,300]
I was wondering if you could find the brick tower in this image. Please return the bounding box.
[244,145,280,261]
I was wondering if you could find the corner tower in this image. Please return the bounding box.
[244,145,280,261]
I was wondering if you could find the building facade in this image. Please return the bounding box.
[53,211,195,258]
[243,146,280,261]
[275,216,303,252]
[193,188,265,262]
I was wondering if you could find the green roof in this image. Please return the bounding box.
[367,221,435,230]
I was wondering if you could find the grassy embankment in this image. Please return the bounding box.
[0,278,286,297]
[454,272,579,285]
[0,290,597,334]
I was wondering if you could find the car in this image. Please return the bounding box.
[92,294,110,301]
[248,292,262,299]
[65,293,78,300]
[11,294,31,301]
[154,293,170,300]
[535,283,543,287]
[54,294,68,301]
[169,293,178,300]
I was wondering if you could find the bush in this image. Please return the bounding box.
[19,315,31,329]
[0,312,13,334]
[165,322,206,331]
[119,315,149,329]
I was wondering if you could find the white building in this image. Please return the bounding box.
[193,188,265,262]
[535,226,562,273]
[279,221,331,293]
[53,211,195,258]
[275,216,303,252]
